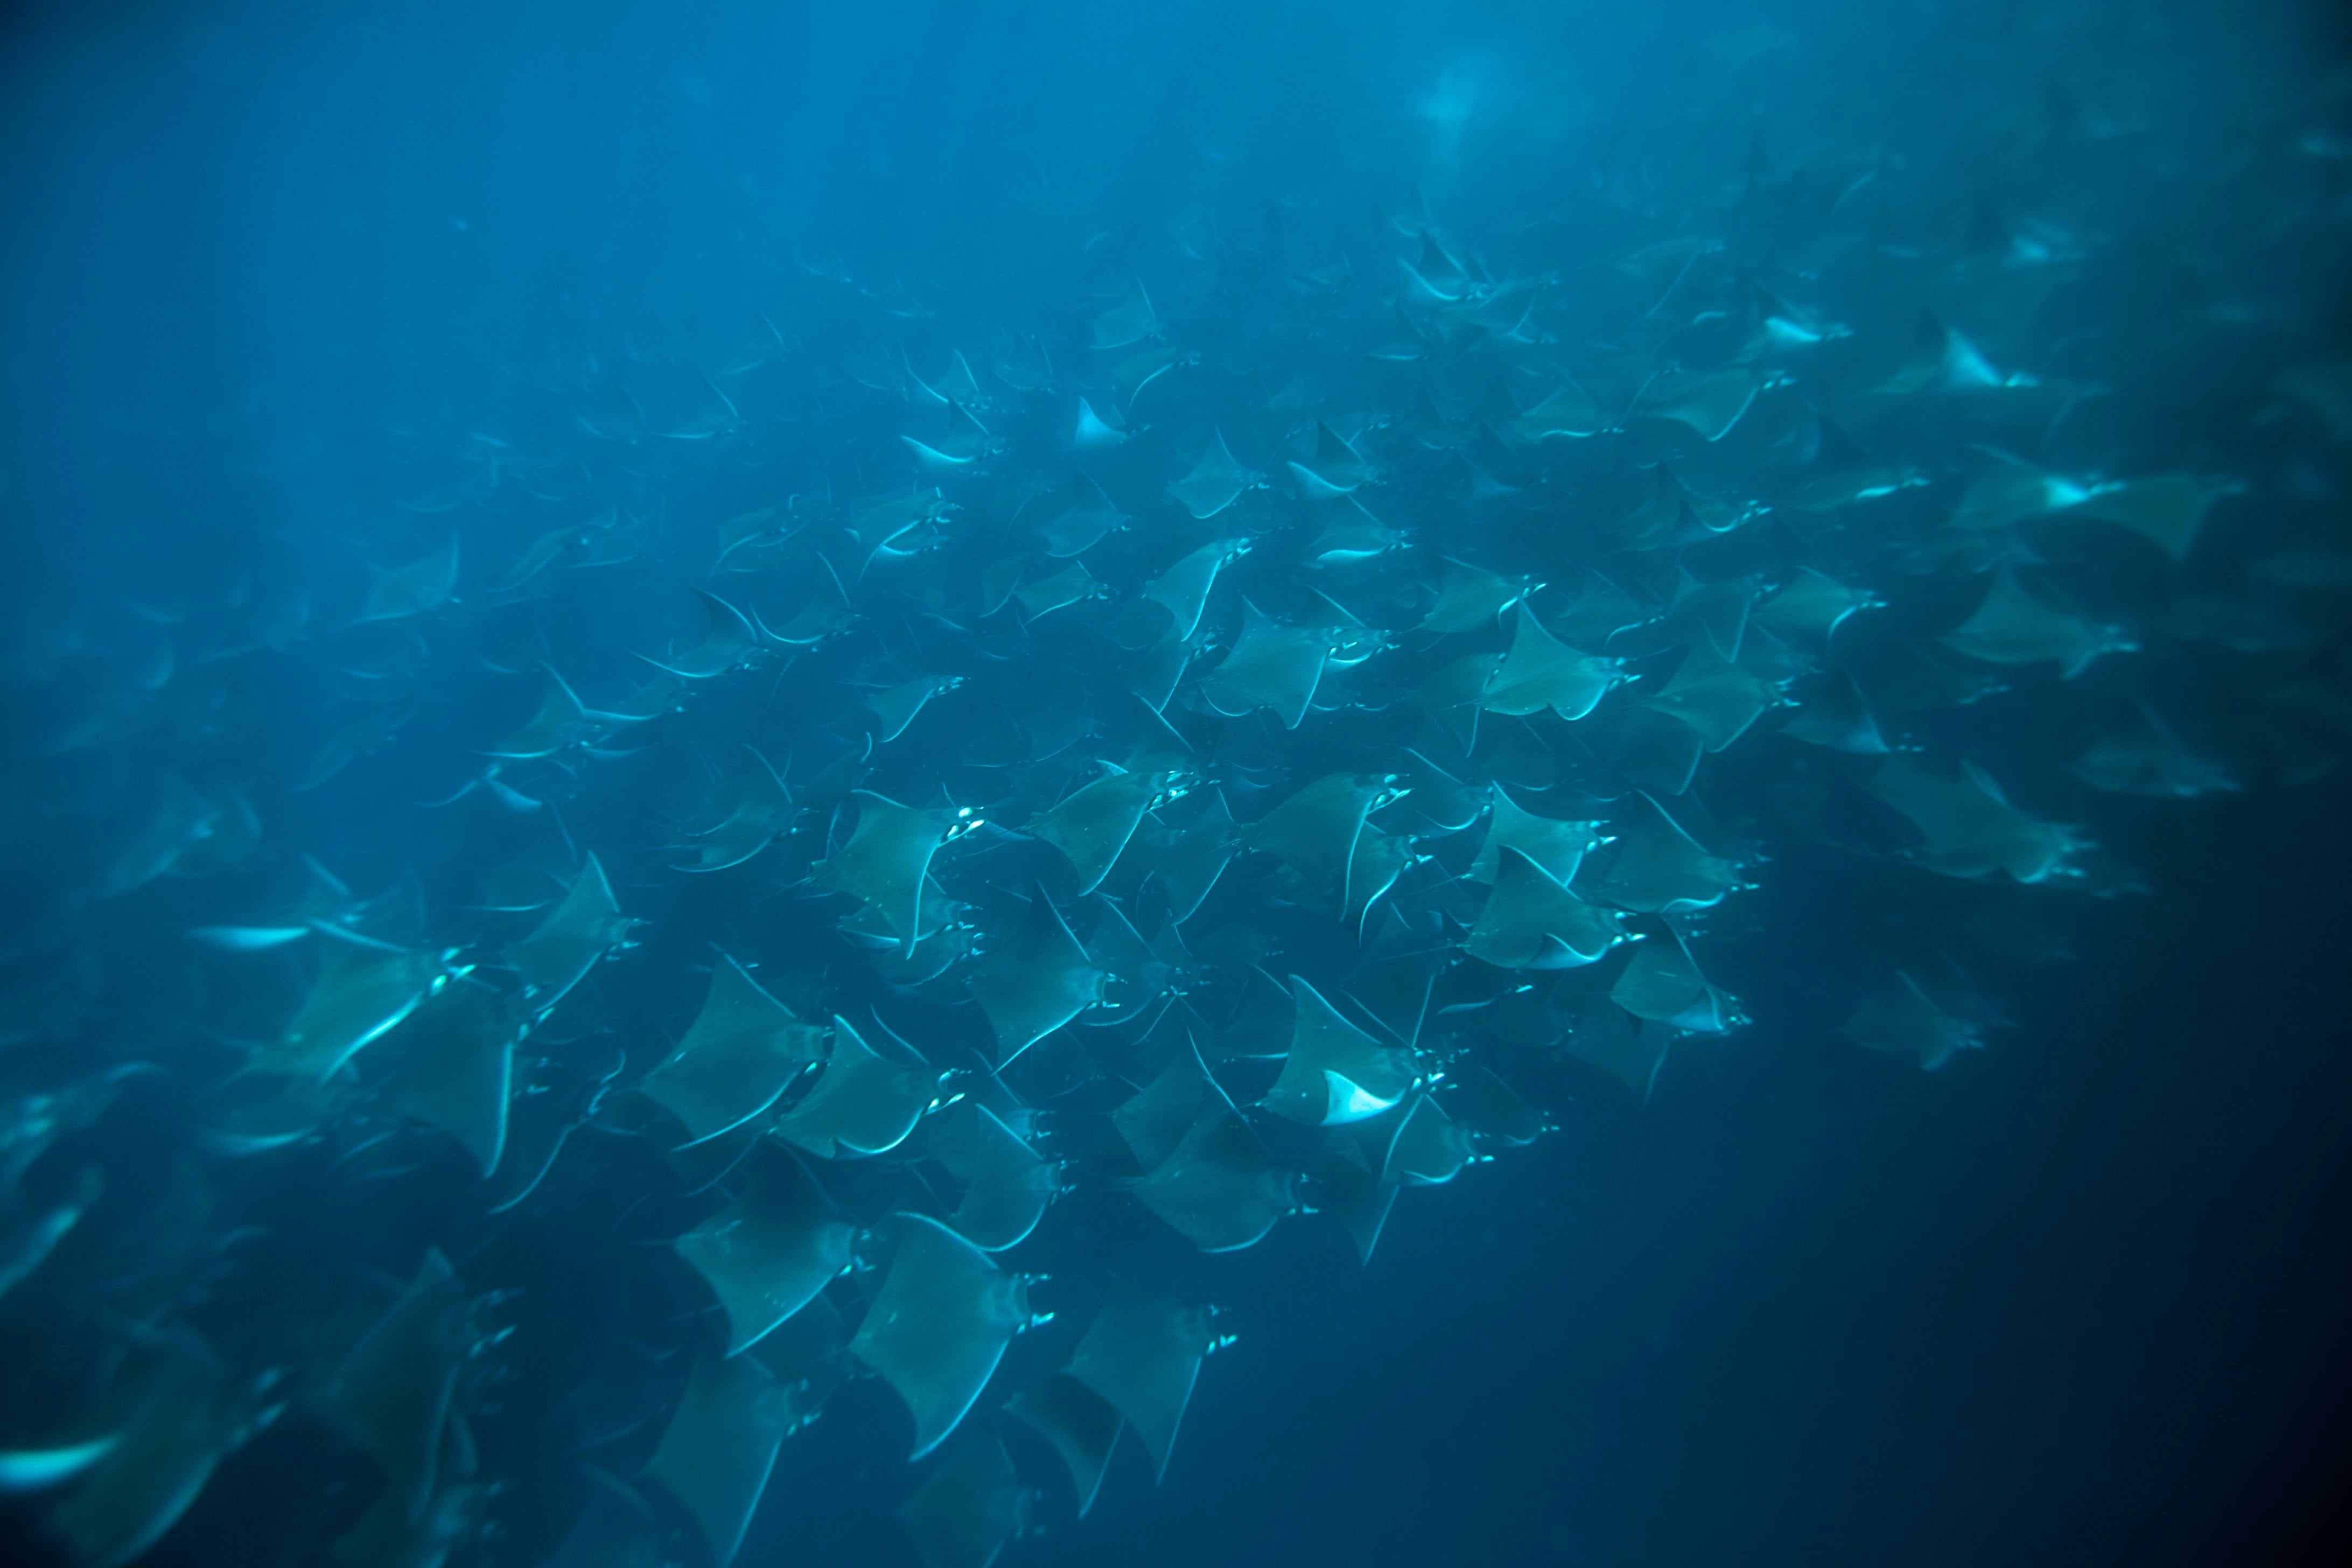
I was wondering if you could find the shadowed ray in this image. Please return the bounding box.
[1336,826,1418,937]
[675,748,800,873]
[1408,650,1498,750]
[352,536,460,626]
[474,812,578,912]
[640,588,772,680]
[1632,368,1763,442]
[1284,421,1375,498]
[1840,972,1982,1070]
[1202,603,1334,729]
[851,1213,1032,1460]
[1754,568,1878,642]
[1465,846,1627,970]
[1782,674,1894,755]
[969,891,1107,1070]
[774,1018,942,1160]
[2069,473,2241,561]
[1132,1105,1298,1252]
[1611,930,1739,1032]
[812,795,975,954]
[542,1465,664,1568]
[485,667,601,760]
[640,954,827,1146]
[1065,1295,1219,1483]
[1381,1093,1474,1186]
[316,1248,487,1524]
[45,1327,271,1568]
[1595,793,1741,913]
[1553,570,1660,651]
[1640,644,1779,751]
[251,939,444,1080]
[1942,570,2133,677]
[1244,773,1396,921]
[1418,557,1539,635]
[1029,764,1181,896]
[2068,703,2239,797]
[1342,907,1441,1049]
[1012,560,1104,622]
[897,1426,1034,1568]
[1088,281,1159,351]
[1510,379,1608,442]
[1668,573,1758,662]
[1944,451,2098,535]
[1168,430,1262,520]
[1265,976,1416,1125]
[485,1042,622,1214]
[1307,496,1410,565]
[676,1141,856,1354]
[1481,606,1623,720]
[1006,1374,1121,1517]
[509,855,632,1012]
[1559,1004,1674,1102]
[949,1104,1061,1251]
[385,976,522,1176]
[1151,788,1243,924]
[1113,1040,1217,1172]
[868,675,966,745]
[1621,462,1762,551]
[1037,475,1129,557]
[1468,785,1604,885]
[1122,536,1249,647]
[642,1350,792,1568]
[1864,756,2079,883]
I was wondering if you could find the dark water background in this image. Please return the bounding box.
[4,2,2349,1565]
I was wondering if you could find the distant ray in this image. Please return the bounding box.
[1065,1295,1219,1483]
[1005,1374,1121,1517]
[509,855,632,1012]
[1074,396,1132,449]
[1265,976,1416,1126]
[674,747,800,873]
[1468,785,1604,886]
[1284,420,1375,498]
[351,535,461,626]
[1559,1003,1673,1101]
[1313,1139,1400,1264]
[1863,756,2078,883]
[642,1350,792,1568]
[1418,557,1538,636]
[897,1426,1034,1568]
[851,1213,1033,1460]
[317,1249,485,1523]
[1631,368,1763,442]
[1382,1093,1473,1186]
[1123,535,1249,648]
[1012,559,1104,622]
[1840,972,1981,1070]
[1668,573,1757,662]
[543,1464,664,1568]
[639,587,773,680]
[485,1042,622,1213]
[1481,606,1623,720]
[385,976,522,1176]
[1245,773,1392,921]
[1342,907,1441,1049]
[774,1017,942,1160]
[640,954,827,1146]
[1553,571,1660,651]
[1113,1041,1217,1171]
[1307,496,1410,565]
[1640,644,1779,752]
[949,1104,1061,1251]
[1611,931,1738,1033]
[1465,847,1627,971]
[485,667,600,760]
[868,674,966,745]
[251,940,444,1080]
[1510,379,1607,442]
[1037,475,1129,557]
[1408,651,1499,750]
[1752,567,1877,642]
[1595,793,1741,913]
[1941,570,2132,677]
[1151,788,1243,924]
[812,794,974,954]
[968,891,1106,1070]
[1202,603,1333,729]
[676,1140,856,1355]
[1132,1107,1297,1252]
[1781,674,1893,755]
[1029,764,1177,896]
[1089,281,1159,351]
[1168,430,1261,520]
[474,810,578,911]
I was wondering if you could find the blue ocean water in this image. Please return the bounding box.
[3,3,2349,1566]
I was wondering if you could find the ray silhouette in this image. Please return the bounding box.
[1065,1294,1219,1483]
[1561,1002,1673,1101]
[773,1017,942,1160]
[896,1426,1034,1568]
[867,674,966,746]
[1668,573,1758,662]
[639,954,827,1147]
[1088,281,1159,351]
[1306,496,1410,565]
[1753,567,1877,642]
[1265,976,1416,1125]
[1864,756,2079,883]
[1012,559,1104,622]
[484,1042,622,1214]
[1338,826,1418,936]
[1632,368,1763,442]
[1840,972,1982,1070]
[639,587,773,680]
[1595,793,1742,913]
[1121,535,1248,648]
[1113,1040,1217,1171]
[1244,773,1393,920]
[1465,846,1627,970]
[1150,788,1242,924]
[1418,557,1538,636]
[251,938,444,1080]
[1202,603,1333,729]
[1029,764,1178,897]
[676,1140,856,1354]
[352,536,461,626]
[1781,674,1894,755]
[1611,930,1739,1032]
[384,976,522,1176]
[1284,420,1375,498]
[948,1104,1061,1252]
[1037,476,1129,557]
[1006,1373,1121,1517]
[509,855,632,1012]
[1640,643,1779,751]
[642,1349,792,1568]
[474,811,578,912]
[542,1464,664,1568]
[675,748,800,873]
[316,1248,485,1524]
[1342,907,1441,1049]
[1942,570,2132,677]
[1407,650,1499,751]
[485,667,603,760]
[969,890,1106,1070]
[1168,430,1261,520]
[811,795,975,953]
[851,1213,1032,1460]
[1467,785,1605,886]
[1481,606,1623,720]
[1510,379,1608,442]
[1131,1105,1297,1252]
[1382,1093,1474,1186]
[1553,570,1659,651]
